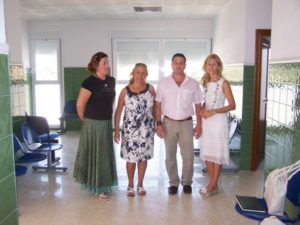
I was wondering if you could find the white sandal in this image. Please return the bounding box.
[199,187,218,198]
[96,193,110,201]
[137,186,146,195]
[127,187,135,197]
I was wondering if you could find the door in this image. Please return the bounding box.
[31,39,62,127]
[251,29,271,170]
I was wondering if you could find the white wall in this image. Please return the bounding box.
[4,0,22,63]
[0,0,5,43]
[28,19,213,67]
[21,20,29,68]
[271,0,300,62]
[0,0,8,54]
[244,0,272,64]
[214,0,272,64]
[213,0,246,64]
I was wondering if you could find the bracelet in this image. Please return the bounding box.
[156,121,162,126]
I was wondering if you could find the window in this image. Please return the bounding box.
[113,38,211,86]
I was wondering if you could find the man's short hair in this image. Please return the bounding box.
[172,53,186,63]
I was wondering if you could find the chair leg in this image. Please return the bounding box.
[32,152,67,171]
[58,119,66,134]
[51,151,60,163]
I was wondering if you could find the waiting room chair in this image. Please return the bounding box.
[235,168,300,223]
[25,114,60,143]
[59,100,79,133]
[15,165,28,176]
[25,114,61,163]
[21,122,67,171]
[13,133,47,164]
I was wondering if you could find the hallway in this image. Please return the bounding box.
[16,131,262,225]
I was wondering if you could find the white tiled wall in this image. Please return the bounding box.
[10,84,26,116]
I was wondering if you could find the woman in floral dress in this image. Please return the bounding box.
[114,63,155,196]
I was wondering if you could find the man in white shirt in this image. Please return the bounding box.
[155,53,203,194]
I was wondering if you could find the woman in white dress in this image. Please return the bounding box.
[200,54,236,197]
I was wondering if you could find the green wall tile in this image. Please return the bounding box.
[240,65,255,170]
[0,210,18,225]
[223,64,255,170]
[63,68,88,130]
[0,55,9,96]
[0,136,14,180]
[0,53,18,225]
[0,96,12,138]
[64,67,88,101]
[0,175,17,223]
[12,116,25,139]
[239,158,251,170]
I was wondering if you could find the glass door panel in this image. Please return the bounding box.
[35,84,61,125]
[31,39,61,127]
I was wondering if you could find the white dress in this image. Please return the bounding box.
[200,78,230,165]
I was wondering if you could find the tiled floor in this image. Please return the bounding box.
[16,131,262,225]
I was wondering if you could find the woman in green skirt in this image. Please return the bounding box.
[73,52,118,200]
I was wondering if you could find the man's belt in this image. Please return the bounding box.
[164,116,192,122]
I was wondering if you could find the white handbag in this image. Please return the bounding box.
[264,160,300,216]
[260,216,285,225]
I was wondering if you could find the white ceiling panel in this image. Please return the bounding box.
[19,0,232,21]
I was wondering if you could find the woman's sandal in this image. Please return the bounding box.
[199,187,218,198]
[137,187,146,196]
[96,193,110,201]
[127,187,135,197]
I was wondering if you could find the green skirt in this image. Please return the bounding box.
[73,119,118,194]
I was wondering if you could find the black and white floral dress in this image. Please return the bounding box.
[120,83,155,163]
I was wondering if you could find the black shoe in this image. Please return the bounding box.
[183,185,192,194]
[168,186,178,195]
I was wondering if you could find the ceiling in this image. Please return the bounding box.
[19,0,231,21]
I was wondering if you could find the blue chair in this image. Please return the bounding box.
[235,168,300,223]
[13,134,47,164]
[59,100,79,133]
[15,165,28,176]
[21,122,67,171]
[25,115,61,163]
[25,114,60,143]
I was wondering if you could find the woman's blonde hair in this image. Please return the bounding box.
[129,63,148,84]
[201,53,223,88]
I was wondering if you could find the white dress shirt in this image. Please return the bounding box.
[156,75,203,120]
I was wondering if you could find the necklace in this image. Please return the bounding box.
[204,80,220,110]
[94,73,108,86]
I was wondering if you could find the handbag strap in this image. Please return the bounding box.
[288,167,300,181]
[272,160,300,178]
